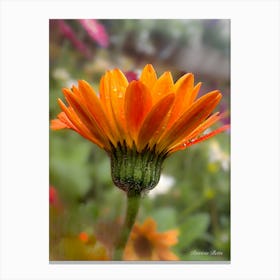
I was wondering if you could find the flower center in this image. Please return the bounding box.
[110,142,167,194]
[133,235,153,259]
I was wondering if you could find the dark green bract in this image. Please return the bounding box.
[110,142,167,195]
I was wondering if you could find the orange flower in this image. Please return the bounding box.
[123,218,179,261]
[51,64,229,194]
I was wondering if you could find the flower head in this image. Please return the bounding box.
[123,218,179,261]
[51,64,229,194]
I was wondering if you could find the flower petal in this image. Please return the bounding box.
[157,249,179,261]
[186,124,230,148]
[139,64,157,89]
[186,82,201,107]
[62,89,110,149]
[57,99,105,148]
[140,218,157,233]
[151,71,174,104]
[137,93,175,151]
[78,80,116,145]
[51,111,83,132]
[125,81,152,141]
[186,111,221,140]
[110,69,129,135]
[50,117,69,130]
[167,73,194,129]
[158,90,222,151]
[153,229,179,246]
[99,70,129,143]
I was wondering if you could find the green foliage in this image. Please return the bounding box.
[177,213,210,249]
[150,207,177,231]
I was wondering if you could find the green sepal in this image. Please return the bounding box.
[110,142,166,194]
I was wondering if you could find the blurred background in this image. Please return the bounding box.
[49,19,230,261]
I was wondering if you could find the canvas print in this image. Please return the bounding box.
[49,19,230,261]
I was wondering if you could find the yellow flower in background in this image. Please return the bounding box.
[123,218,179,261]
[51,64,229,194]
[50,232,109,261]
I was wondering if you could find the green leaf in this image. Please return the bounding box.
[149,207,177,231]
[178,213,210,248]
[49,134,93,200]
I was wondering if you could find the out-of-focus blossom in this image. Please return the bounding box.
[51,19,109,58]
[49,186,58,205]
[148,174,175,198]
[79,232,89,243]
[78,19,109,48]
[52,68,71,81]
[49,186,63,213]
[52,68,76,88]
[208,140,229,171]
[125,71,138,82]
[55,20,90,57]
[123,218,179,261]
[84,52,112,74]
[52,232,109,260]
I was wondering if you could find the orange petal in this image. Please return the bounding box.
[108,69,129,127]
[78,80,116,145]
[151,71,174,104]
[158,90,222,150]
[51,111,81,131]
[137,93,175,151]
[186,124,230,148]
[57,99,105,148]
[125,81,152,141]
[99,70,128,143]
[99,72,118,129]
[111,68,129,93]
[62,89,110,148]
[186,82,201,107]
[186,112,221,140]
[167,73,194,129]
[157,249,179,261]
[50,118,68,130]
[169,124,230,153]
[139,64,157,89]
[140,218,157,233]
[153,229,179,246]
[174,73,194,98]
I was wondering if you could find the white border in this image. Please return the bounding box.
[1,0,279,280]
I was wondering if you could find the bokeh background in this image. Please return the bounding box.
[49,19,230,261]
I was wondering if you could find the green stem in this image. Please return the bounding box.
[113,190,141,260]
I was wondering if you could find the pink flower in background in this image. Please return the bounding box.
[56,20,90,57]
[78,19,109,48]
[124,71,138,82]
[51,19,109,58]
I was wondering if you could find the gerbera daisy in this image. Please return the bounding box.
[123,217,179,261]
[51,64,229,195]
